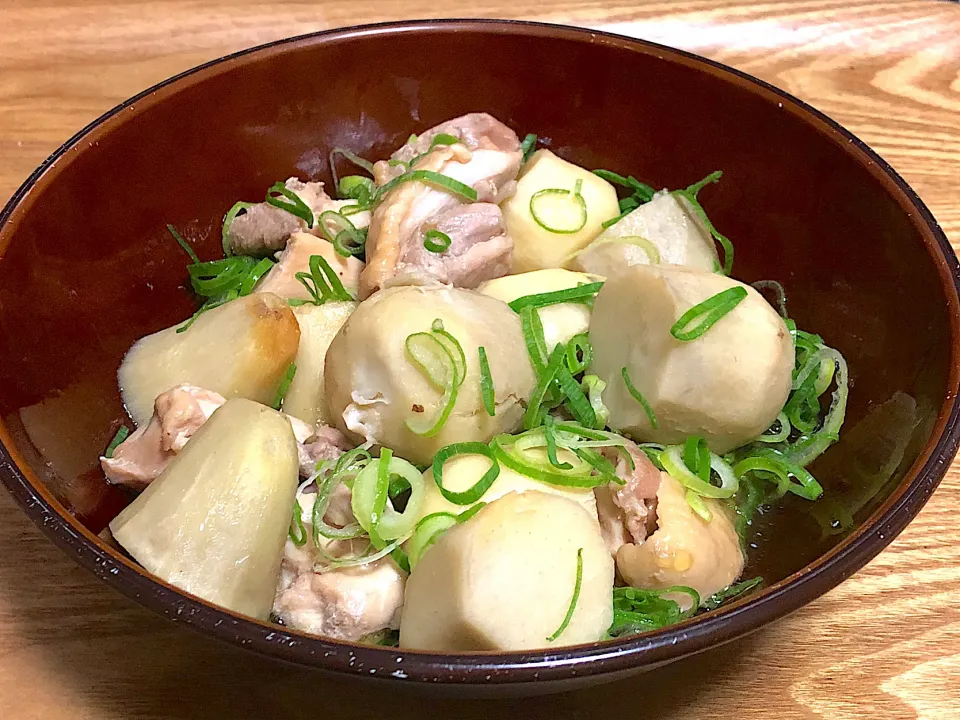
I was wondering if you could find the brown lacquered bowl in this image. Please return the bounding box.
[0,20,958,694]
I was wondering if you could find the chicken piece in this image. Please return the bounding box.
[374,112,523,186]
[254,232,364,301]
[102,384,349,488]
[226,179,371,257]
[298,425,352,477]
[101,385,225,489]
[594,442,662,555]
[360,115,522,298]
[273,489,405,641]
[385,203,513,290]
[616,472,745,602]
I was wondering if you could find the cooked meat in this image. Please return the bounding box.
[594,442,662,555]
[254,232,365,301]
[374,112,523,185]
[102,383,349,488]
[298,425,352,477]
[387,203,513,290]
[101,385,225,489]
[273,490,405,641]
[226,179,371,257]
[360,115,522,298]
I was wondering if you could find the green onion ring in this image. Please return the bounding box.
[104,426,130,458]
[265,182,314,228]
[546,548,583,642]
[423,229,452,254]
[478,346,496,416]
[621,367,659,429]
[220,201,253,256]
[661,445,739,499]
[432,442,501,505]
[508,282,604,313]
[374,169,478,205]
[670,286,747,341]
[529,179,588,234]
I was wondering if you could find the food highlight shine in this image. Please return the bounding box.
[100,112,848,652]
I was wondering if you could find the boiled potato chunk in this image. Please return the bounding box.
[477,269,602,350]
[400,491,613,650]
[324,285,535,465]
[570,191,719,276]
[590,265,792,453]
[418,451,598,522]
[503,150,619,273]
[109,399,299,619]
[617,472,744,601]
[119,293,300,426]
[282,301,356,425]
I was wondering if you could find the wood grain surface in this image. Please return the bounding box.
[2,1,959,718]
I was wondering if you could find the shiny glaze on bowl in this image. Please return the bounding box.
[0,20,958,694]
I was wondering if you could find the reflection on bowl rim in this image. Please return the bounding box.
[1,19,958,686]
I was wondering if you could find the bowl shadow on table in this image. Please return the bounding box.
[0,495,760,718]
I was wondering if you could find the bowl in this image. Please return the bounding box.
[1,19,958,694]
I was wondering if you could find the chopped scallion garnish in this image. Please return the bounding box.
[478,346,496,416]
[669,286,747,341]
[221,201,253,256]
[607,585,700,637]
[702,577,763,611]
[104,426,130,458]
[265,182,314,229]
[621,367,658,429]
[529,179,588,234]
[167,224,200,265]
[329,148,375,193]
[508,282,604,313]
[432,442,501,505]
[374,169,478,205]
[520,133,537,163]
[317,210,366,257]
[288,499,308,546]
[564,333,593,375]
[423,229,452,254]
[675,170,733,274]
[338,175,376,206]
[295,254,354,305]
[546,548,583,642]
[405,319,466,437]
[272,362,297,410]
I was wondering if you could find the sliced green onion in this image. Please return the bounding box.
[272,362,297,410]
[338,175,376,205]
[317,210,366,257]
[310,449,371,542]
[547,548,584,642]
[555,362,597,428]
[520,306,549,374]
[608,585,700,637]
[375,169,478,205]
[167,224,200,265]
[377,456,426,542]
[478,346,496,416]
[581,375,610,428]
[405,332,455,390]
[565,333,593,375]
[508,282,604,312]
[265,182,314,228]
[543,418,573,470]
[329,148,375,192]
[491,433,614,488]
[520,133,537,162]
[432,442,500,505]
[675,170,733,274]
[239,257,276,295]
[104,426,130,458]
[751,280,788,318]
[757,413,791,444]
[702,577,763,611]
[621,367,658,429]
[288,499,308,546]
[407,512,458,568]
[683,435,712,484]
[187,257,255,297]
[529,179,588,234]
[616,235,661,264]
[405,320,466,437]
[423,229,452,254]
[661,445,739,500]
[670,286,747,341]
[523,344,566,429]
[295,254,354,304]
[734,452,823,501]
[221,201,253,256]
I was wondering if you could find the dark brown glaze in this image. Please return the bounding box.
[0,20,957,694]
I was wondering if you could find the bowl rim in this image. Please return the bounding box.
[2,18,959,685]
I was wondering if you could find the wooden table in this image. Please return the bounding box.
[2,1,959,717]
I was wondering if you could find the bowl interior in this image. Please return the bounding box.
[0,21,957,683]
